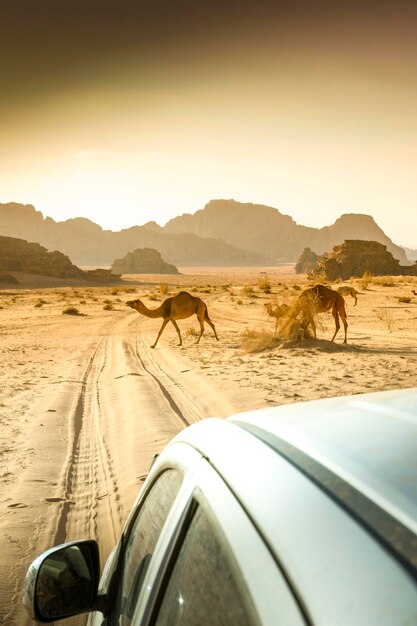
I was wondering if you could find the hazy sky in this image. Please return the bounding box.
[1,1,416,246]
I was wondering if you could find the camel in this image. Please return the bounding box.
[337,285,358,306]
[264,302,291,333]
[126,291,219,348]
[285,284,348,343]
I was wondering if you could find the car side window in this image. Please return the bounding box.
[117,469,183,625]
[153,502,259,626]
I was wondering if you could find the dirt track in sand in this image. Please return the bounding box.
[0,307,234,626]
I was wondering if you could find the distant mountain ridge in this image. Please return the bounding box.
[165,200,408,264]
[0,200,409,266]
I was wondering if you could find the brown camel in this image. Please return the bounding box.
[337,285,358,306]
[264,302,291,332]
[126,291,219,348]
[288,284,348,343]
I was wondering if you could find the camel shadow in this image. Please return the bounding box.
[279,337,361,353]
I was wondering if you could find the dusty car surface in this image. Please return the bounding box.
[24,388,417,625]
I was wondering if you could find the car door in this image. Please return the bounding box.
[131,459,308,626]
[88,443,202,626]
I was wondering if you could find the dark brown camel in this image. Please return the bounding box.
[127,291,219,348]
[289,284,348,343]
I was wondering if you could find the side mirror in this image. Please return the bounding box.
[23,539,100,623]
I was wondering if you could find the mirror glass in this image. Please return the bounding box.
[36,544,95,619]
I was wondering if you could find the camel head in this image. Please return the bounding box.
[126,299,143,312]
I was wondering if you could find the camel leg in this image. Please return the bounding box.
[196,319,205,344]
[151,318,170,348]
[305,315,316,339]
[170,319,182,346]
[340,309,348,343]
[331,308,340,342]
[204,312,219,341]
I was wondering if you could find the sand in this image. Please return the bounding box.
[1,266,417,625]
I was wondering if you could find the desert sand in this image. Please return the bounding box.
[1,266,417,625]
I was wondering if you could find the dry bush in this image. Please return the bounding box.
[258,276,271,293]
[292,284,302,291]
[398,296,411,304]
[186,327,198,337]
[160,283,169,295]
[34,298,47,308]
[119,285,136,293]
[62,306,81,316]
[374,276,395,287]
[240,328,279,353]
[148,293,158,301]
[103,303,113,311]
[276,293,324,341]
[111,288,119,295]
[358,271,372,290]
[276,317,315,344]
[375,306,394,331]
[241,285,254,297]
[236,299,243,305]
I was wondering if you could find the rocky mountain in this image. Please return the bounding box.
[0,235,120,283]
[165,200,409,264]
[111,248,179,274]
[308,240,417,281]
[403,246,417,262]
[0,200,409,266]
[0,203,261,266]
[295,248,321,274]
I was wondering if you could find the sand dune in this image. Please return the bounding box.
[1,267,417,625]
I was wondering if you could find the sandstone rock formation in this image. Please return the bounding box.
[0,200,409,266]
[308,240,417,281]
[165,200,409,264]
[111,248,179,274]
[295,247,321,274]
[0,235,120,283]
[0,272,19,285]
[0,203,261,266]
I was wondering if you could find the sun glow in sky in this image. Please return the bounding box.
[1,1,416,246]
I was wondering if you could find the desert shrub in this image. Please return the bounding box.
[292,284,302,291]
[202,288,211,293]
[34,299,47,308]
[375,306,393,331]
[111,288,119,295]
[241,285,254,296]
[62,306,81,316]
[358,271,372,289]
[148,292,158,301]
[103,298,112,304]
[240,328,279,353]
[119,285,136,293]
[160,283,169,295]
[398,296,411,304]
[258,276,271,293]
[103,303,113,310]
[371,275,395,287]
[79,300,86,304]
[236,299,243,305]
[186,327,198,337]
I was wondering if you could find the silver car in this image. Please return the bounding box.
[24,388,417,625]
